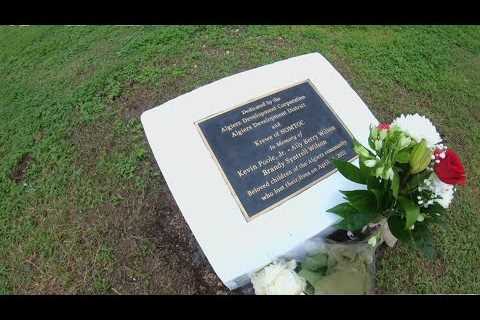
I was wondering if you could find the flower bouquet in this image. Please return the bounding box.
[327,113,466,258]
[249,114,466,295]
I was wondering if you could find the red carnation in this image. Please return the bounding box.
[377,123,390,130]
[434,149,467,185]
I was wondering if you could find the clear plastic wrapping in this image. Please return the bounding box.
[282,230,381,294]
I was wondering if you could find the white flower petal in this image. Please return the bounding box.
[391,113,442,149]
[424,173,455,208]
[250,260,306,295]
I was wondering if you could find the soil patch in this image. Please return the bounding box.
[10,153,33,183]
[116,77,190,121]
[116,85,161,120]
[96,166,230,294]
[69,111,230,293]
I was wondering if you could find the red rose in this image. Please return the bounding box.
[434,149,466,185]
[377,123,390,130]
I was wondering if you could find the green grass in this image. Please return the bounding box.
[0,25,479,294]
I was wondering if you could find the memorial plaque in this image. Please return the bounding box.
[142,53,378,289]
[196,80,357,221]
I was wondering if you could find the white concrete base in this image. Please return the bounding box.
[141,53,379,289]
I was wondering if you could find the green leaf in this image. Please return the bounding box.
[399,196,420,230]
[332,159,365,184]
[298,268,325,286]
[391,171,400,199]
[302,253,328,271]
[422,203,447,230]
[412,223,437,260]
[353,139,376,157]
[358,157,371,182]
[367,175,383,190]
[421,202,447,215]
[387,215,412,243]
[340,190,378,214]
[326,202,356,216]
[370,188,384,211]
[327,202,373,231]
[396,149,411,164]
[337,213,375,232]
[405,170,432,192]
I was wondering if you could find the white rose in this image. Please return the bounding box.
[250,260,306,295]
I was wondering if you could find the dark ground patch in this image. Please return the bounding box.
[107,169,229,294]
[68,87,232,293]
[10,153,33,183]
[115,78,192,122]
